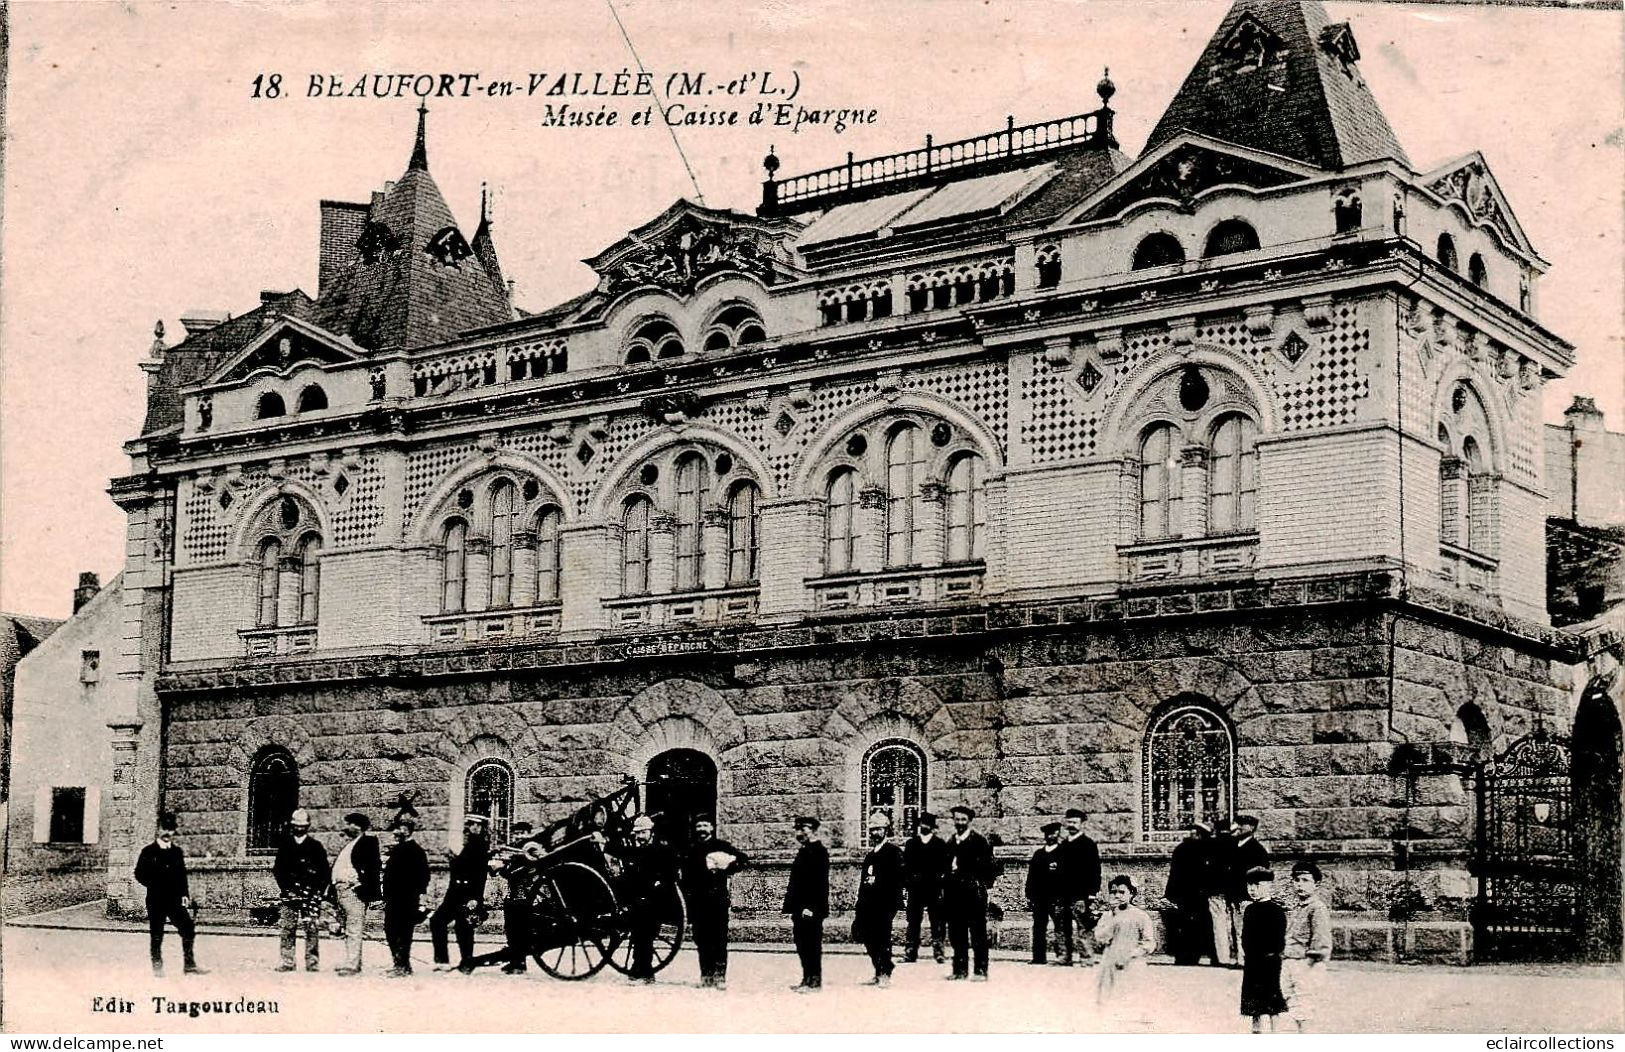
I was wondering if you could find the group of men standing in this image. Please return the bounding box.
[1022,808,1103,966]
[1161,814,1270,967]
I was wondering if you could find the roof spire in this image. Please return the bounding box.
[408,101,429,172]
[480,181,490,224]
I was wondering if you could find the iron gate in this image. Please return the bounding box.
[1472,729,1580,961]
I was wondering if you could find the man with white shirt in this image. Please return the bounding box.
[330,812,381,976]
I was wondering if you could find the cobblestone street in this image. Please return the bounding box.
[4,921,1620,1034]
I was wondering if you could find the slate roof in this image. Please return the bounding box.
[1144,0,1409,171]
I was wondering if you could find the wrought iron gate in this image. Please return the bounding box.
[1472,729,1580,961]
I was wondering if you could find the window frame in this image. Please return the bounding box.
[621,496,653,596]
[1138,423,1183,541]
[672,454,709,592]
[441,518,469,614]
[944,452,987,564]
[1207,414,1259,536]
[256,538,282,627]
[534,505,563,603]
[1142,702,1236,840]
[726,480,761,585]
[861,738,928,836]
[824,468,859,575]
[465,758,515,845]
[247,746,299,855]
[884,423,925,568]
[488,479,517,609]
[296,532,322,625]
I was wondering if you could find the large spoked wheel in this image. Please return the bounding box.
[529,861,619,981]
[607,883,686,977]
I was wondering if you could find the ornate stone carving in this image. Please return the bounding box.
[598,213,779,298]
[1427,161,1519,248]
[641,391,707,424]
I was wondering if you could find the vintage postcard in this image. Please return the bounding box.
[1,0,1622,1038]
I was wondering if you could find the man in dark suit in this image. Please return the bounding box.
[133,813,206,977]
[1164,821,1215,966]
[902,811,949,964]
[431,814,491,973]
[330,811,381,976]
[854,811,905,986]
[272,808,330,972]
[497,820,541,975]
[1056,807,1101,965]
[680,814,748,989]
[620,814,679,984]
[1025,822,1065,964]
[943,805,995,981]
[783,815,829,992]
[381,813,430,977]
[1229,814,1270,967]
[1207,816,1238,965]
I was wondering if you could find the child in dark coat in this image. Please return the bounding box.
[1239,866,1288,1032]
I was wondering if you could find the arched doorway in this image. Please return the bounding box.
[645,748,717,849]
[1572,678,1623,962]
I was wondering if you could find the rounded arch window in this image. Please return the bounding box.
[1208,414,1259,535]
[703,303,767,353]
[256,392,287,419]
[863,739,928,835]
[726,480,761,585]
[621,496,653,596]
[1468,252,1488,287]
[296,533,322,625]
[256,538,282,627]
[825,467,859,575]
[247,746,299,854]
[1203,219,1260,258]
[944,452,987,564]
[465,758,514,844]
[295,385,328,413]
[626,318,684,364]
[1139,423,1183,540]
[645,748,718,849]
[441,518,469,614]
[1132,232,1185,270]
[673,453,710,591]
[534,505,564,603]
[1436,233,1459,272]
[1143,702,1234,838]
[488,479,517,608]
[884,423,926,568]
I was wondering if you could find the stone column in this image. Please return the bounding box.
[465,537,492,611]
[511,530,538,608]
[857,486,887,573]
[650,514,676,594]
[1180,445,1209,540]
[919,480,947,566]
[702,508,730,590]
[276,554,302,628]
[103,723,144,916]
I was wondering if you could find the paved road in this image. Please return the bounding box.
[3,923,1621,1034]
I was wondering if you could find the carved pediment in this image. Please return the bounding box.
[588,201,798,300]
[206,318,365,387]
[1424,155,1533,256]
[1080,142,1308,220]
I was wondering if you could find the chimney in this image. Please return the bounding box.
[1564,395,1605,432]
[260,290,292,305]
[179,310,231,337]
[318,199,369,296]
[73,572,101,614]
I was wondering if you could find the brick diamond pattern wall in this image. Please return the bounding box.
[1280,304,1370,430]
[332,456,385,547]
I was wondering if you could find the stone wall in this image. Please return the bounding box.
[149,587,1573,949]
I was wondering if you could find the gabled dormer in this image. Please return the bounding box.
[203,315,367,387]
[1067,134,1321,224]
[1421,153,1541,262]
[583,199,803,305]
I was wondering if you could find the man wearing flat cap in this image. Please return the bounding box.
[1164,821,1215,966]
[854,811,904,986]
[943,805,995,981]
[330,811,382,975]
[902,811,949,964]
[431,813,491,973]
[680,814,748,989]
[1025,822,1065,964]
[783,816,829,992]
[273,808,330,972]
[381,813,430,977]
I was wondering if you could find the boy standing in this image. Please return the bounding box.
[1282,861,1334,1033]
[1093,875,1155,1009]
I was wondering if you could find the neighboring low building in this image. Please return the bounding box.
[1546,396,1625,626]
[3,574,120,915]
[0,609,64,843]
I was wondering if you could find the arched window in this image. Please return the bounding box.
[1132,232,1185,270]
[1436,233,1459,272]
[1143,702,1234,837]
[247,746,299,854]
[465,759,514,844]
[296,534,321,624]
[1203,219,1260,258]
[825,468,859,575]
[673,454,709,591]
[441,519,468,614]
[645,748,719,850]
[1449,703,1491,763]
[944,453,987,563]
[703,304,767,353]
[1468,252,1488,287]
[1208,415,1259,535]
[256,539,281,626]
[296,385,328,413]
[534,506,563,603]
[488,480,516,608]
[726,481,760,585]
[621,496,652,596]
[626,318,684,364]
[256,392,286,419]
[863,739,927,834]
[885,424,925,568]
[1036,245,1063,289]
[1139,424,1182,540]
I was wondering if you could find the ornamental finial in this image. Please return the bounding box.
[762,145,780,179]
[1097,67,1116,106]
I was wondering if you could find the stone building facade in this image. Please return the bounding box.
[105,1,1593,957]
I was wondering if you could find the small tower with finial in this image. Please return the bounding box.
[758,145,782,217]
[1092,68,1118,148]
[408,100,429,173]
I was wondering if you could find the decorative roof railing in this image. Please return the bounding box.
[760,101,1116,218]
